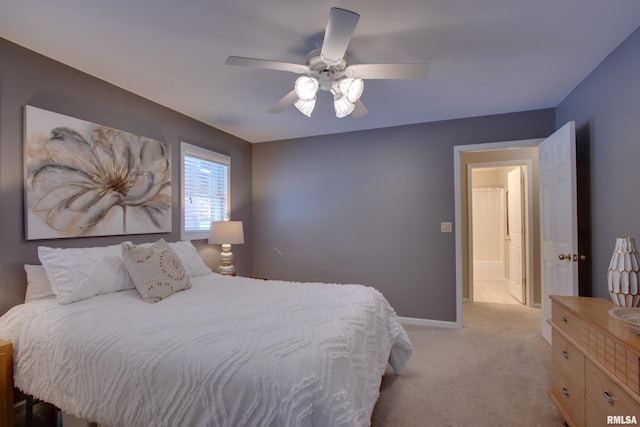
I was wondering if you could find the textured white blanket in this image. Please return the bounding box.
[0,274,412,427]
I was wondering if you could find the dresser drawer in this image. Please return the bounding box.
[585,359,640,422]
[551,367,585,427]
[552,329,585,391]
[585,395,609,427]
[552,301,584,341]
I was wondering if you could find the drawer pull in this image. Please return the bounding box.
[602,391,615,405]
[561,316,568,323]
[561,350,569,360]
[561,387,570,397]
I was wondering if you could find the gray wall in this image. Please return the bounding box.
[252,110,555,321]
[556,26,640,299]
[0,39,253,315]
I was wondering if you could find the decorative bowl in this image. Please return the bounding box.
[609,307,640,333]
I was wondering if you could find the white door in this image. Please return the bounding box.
[540,121,578,343]
[507,167,525,304]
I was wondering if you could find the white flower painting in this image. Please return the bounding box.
[24,106,172,240]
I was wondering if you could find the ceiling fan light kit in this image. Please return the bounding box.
[338,77,364,103]
[294,98,316,118]
[333,95,356,118]
[294,75,319,101]
[226,7,429,119]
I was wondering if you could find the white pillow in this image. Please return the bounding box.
[38,244,134,304]
[168,241,212,277]
[122,239,191,303]
[133,240,212,277]
[24,264,55,302]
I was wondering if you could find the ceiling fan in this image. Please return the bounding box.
[226,7,429,118]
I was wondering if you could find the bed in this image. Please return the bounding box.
[0,239,412,427]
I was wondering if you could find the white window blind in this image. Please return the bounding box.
[180,142,230,240]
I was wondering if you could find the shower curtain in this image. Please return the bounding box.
[472,186,505,280]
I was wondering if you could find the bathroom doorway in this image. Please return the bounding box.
[470,166,526,305]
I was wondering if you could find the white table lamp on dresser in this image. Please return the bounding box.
[209,221,244,276]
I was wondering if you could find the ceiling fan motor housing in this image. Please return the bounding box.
[308,48,347,91]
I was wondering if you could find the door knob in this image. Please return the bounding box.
[558,253,571,261]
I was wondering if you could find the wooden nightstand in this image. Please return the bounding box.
[0,340,13,427]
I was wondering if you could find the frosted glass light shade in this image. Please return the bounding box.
[338,77,364,103]
[333,95,355,118]
[294,76,319,101]
[294,98,316,117]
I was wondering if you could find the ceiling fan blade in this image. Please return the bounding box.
[267,90,298,113]
[320,8,360,66]
[344,63,429,80]
[226,56,311,74]
[351,100,368,118]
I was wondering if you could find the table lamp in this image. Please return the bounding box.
[209,220,244,275]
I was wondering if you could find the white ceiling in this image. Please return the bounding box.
[2,1,640,143]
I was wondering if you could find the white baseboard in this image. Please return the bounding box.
[399,316,460,328]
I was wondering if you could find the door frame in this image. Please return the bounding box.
[467,160,533,305]
[454,138,542,327]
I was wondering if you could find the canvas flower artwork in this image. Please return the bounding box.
[24,106,172,240]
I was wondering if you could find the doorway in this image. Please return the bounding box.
[470,166,526,305]
[453,139,542,328]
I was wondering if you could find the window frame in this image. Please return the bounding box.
[180,141,231,240]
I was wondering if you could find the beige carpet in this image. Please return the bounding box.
[371,302,564,427]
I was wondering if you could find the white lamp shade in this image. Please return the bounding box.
[294,98,316,117]
[338,77,364,103]
[294,76,319,101]
[209,221,244,245]
[333,95,355,118]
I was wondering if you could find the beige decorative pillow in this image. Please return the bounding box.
[121,239,191,303]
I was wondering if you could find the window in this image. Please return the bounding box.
[180,142,230,240]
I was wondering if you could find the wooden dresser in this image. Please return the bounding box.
[0,339,13,427]
[549,296,640,427]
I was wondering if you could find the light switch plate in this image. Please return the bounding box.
[441,222,452,232]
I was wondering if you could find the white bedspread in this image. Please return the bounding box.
[0,274,412,427]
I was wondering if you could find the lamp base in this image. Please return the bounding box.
[218,244,236,276]
[217,264,236,276]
